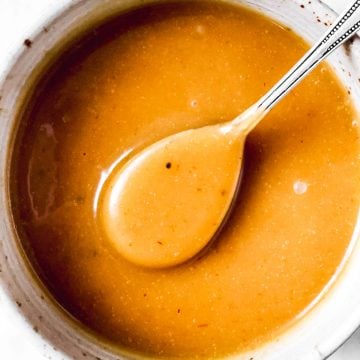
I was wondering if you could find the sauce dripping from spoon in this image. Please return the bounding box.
[100,1,360,268]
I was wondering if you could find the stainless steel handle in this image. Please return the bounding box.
[234,0,360,129]
[257,0,360,113]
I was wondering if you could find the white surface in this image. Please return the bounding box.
[0,0,359,359]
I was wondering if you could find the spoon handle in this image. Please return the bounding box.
[236,0,360,131]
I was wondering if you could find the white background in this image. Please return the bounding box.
[0,0,359,359]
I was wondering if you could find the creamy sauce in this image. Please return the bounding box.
[11,1,360,358]
[101,124,244,268]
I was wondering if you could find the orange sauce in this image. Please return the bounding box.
[11,1,360,358]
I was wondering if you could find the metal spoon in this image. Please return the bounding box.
[101,0,360,269]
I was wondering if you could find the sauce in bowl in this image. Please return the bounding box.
[11,1,360,358]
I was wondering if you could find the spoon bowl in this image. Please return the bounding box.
[101,123,246,268]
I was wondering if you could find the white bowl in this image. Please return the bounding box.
[0,1,359,359]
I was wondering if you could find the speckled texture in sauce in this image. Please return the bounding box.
[11,1,360,358]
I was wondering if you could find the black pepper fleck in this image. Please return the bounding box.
[24,39,32,48]
[75,195,85,205]
[166,162,172,169]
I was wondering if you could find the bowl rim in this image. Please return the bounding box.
[0,1,360,359]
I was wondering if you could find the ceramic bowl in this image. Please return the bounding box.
[0,1,359,359]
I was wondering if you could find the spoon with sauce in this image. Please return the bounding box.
[100,1,360,269]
